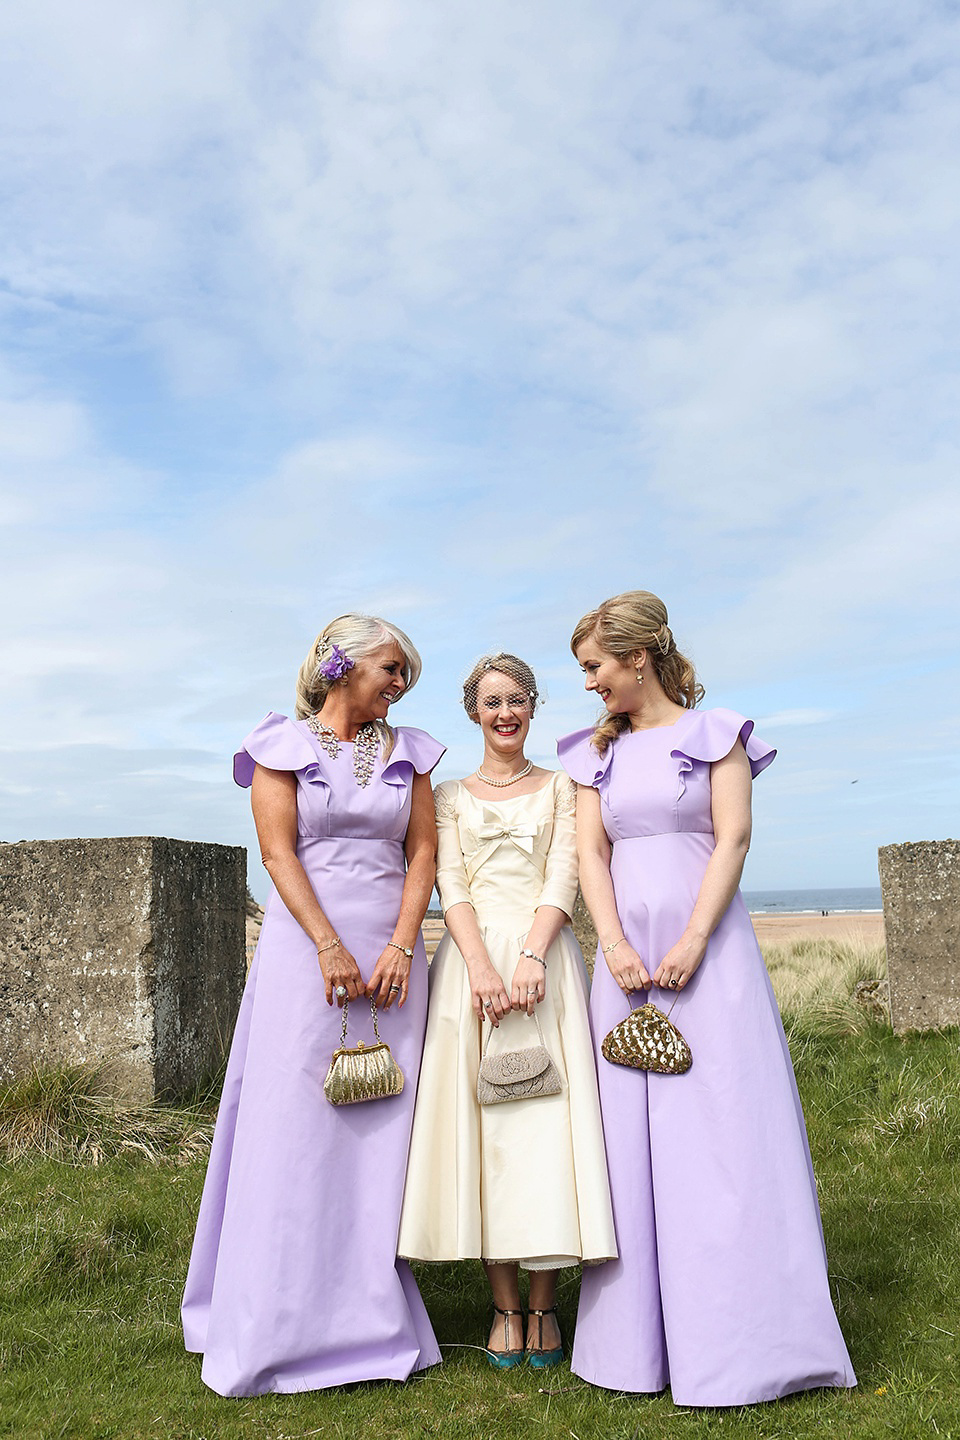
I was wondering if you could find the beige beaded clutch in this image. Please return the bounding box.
[477,1012,563,1105]
[323,997,405,1105]
[601,1000,692,1075]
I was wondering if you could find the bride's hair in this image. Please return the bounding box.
[570,590,702,754]
[462,652,539,724]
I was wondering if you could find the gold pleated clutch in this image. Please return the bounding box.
[601,1001,692,1075]
[323,997,405,1105]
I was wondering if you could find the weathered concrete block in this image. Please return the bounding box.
[879,839,960,1033]
[0,837,246,1100]
[571,892,598,975]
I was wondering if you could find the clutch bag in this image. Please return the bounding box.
[323,996,405,1105]
[477,1011,563,1106]
[601,998,692,1075]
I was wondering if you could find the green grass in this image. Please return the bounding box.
[3,941,960,1438]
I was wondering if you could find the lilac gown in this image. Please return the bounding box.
[182,712,444,1396]
[558,709,856,1407]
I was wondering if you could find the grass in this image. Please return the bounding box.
[3,939,960,1438]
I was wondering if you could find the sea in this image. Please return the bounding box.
[743,887,882,915]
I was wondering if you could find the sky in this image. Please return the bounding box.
[2,0,958,900]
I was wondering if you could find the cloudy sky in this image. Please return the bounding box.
[2,0,958,898]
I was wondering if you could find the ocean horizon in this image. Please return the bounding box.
[743,886,882,915]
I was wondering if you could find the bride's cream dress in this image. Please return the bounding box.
[399,772,616,1270]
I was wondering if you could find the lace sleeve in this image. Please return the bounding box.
[554,774,578,817]
[433,782,456,821]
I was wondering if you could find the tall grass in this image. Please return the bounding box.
[0,1064,214,1166]
[763,936,889,1037]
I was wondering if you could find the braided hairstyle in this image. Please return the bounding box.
[570,590,703,754]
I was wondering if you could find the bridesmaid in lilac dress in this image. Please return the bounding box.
[558,590,855,1407]
[182,613,444,1396]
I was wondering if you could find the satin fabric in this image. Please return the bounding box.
[398,772,616,1270]
[558,709,856,1406]
[182,714,444,1396]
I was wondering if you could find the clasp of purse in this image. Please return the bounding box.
[476,1011,563,1106]
[323,995,405,1105]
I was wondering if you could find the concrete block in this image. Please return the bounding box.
[0,837,246,1100]
[571,892,598,975]
[878,839,960,1033]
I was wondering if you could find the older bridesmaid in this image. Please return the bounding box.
[183,612,445,1395]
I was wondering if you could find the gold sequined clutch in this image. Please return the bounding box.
[477,1012,563,1105]
[601,1000,692,1075]
[323,997,405,1105]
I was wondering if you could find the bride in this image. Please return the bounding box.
[399,653,615,1368]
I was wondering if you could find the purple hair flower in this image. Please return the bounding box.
[318,643,355,681]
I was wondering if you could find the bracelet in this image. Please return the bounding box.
[317,937,342,954]
[520,948,547,970]
[603,938,625,953]
[388,941,415,958]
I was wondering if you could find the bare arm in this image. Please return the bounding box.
[252,763,365,1005]
[576,784,652,992]
[652,741,752,990]
[367,769,438,1009]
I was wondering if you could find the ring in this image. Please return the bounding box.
[669,979,678,988]
[389,984,401,993]
[483,999,493,1009]
[335,985,347,1000]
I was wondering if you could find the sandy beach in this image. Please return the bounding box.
[418,909,886,963]
[749,910,885,946]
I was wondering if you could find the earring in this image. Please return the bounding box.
[636,668,644,686]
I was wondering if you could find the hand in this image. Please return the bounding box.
[366,945,413,1010]
[317,942,366,1006]
[511,953,546,1015]
[652,934,706,992]
[469,961,511,1027]
[605,940,651,994]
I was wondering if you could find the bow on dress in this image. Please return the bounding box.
[464,815,541,884]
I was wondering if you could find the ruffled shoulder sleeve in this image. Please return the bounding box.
[381,726,446,787]
[556,727,614,788]
[670,708,776,779]
[233,712,319,788]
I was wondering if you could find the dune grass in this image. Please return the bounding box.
[3,938,960,1438]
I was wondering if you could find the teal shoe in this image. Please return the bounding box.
[485,1306,525,1369]
[526,1306,564,1368]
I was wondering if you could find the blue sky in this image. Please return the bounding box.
[2,0,958,898]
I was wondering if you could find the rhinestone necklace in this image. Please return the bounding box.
[475,759,534,788]
[306,715,380,787]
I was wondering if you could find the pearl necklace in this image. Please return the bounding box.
[475,759,534,788]
[306,716,380,787]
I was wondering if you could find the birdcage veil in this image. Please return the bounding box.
[461,652,546,722]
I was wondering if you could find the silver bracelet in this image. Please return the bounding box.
[520,947,546,970]
[603,938,625,954]
[388,940,414,958]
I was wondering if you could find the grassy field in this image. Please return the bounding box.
[3,939,960,1439]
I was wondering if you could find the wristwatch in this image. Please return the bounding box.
[388,941,415,957]
[520,948,547,969]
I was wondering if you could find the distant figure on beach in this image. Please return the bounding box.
[182,613,444,1395]
[399,653,616,1368]
[558,589,856,1407]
